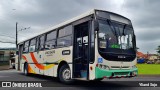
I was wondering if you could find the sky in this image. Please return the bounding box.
[0,0,159,54]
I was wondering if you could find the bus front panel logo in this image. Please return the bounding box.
[98,58,103,63]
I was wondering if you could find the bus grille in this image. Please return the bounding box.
[114,72,129,76]
[111,66,130,69]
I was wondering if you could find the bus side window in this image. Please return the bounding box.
[57,25,72,47]
[29,38,36,52]
[36,37,40,51]
[23,41,29,53]
[39,35,45,50]
[45,30,57,49]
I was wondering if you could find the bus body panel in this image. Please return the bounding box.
[89,32,137,80]
[89,33,98,80]
[20,46,73,77]
[95,54,137,79]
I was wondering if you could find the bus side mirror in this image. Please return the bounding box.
[133,35,137,50]
[94,20,99,31]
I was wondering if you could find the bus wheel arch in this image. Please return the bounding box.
[57,61,68,77]
[57,61,73,84]
[24,62,29,76]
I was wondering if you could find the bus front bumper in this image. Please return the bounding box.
[95,67,138,79]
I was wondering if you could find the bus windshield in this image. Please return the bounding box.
[98,19,136,56]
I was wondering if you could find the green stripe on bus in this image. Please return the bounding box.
[95,67,138,79]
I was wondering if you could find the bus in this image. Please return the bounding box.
[15,9,138,84]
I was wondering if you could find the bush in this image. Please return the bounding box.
[155,60,160,64]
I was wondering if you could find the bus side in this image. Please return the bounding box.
[21,46,73,77]
[18,24,73,78]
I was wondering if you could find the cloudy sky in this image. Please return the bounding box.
[0,0,159,54]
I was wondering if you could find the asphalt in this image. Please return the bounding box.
[0,69,160,90]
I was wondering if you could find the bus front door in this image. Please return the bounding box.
[73,21,90,79]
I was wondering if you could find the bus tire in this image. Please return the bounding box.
[58,64,73,84]
[24,63,29,76]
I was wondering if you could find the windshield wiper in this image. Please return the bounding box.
[107,19,117,36]
[107,19,119,45]
[122,24,127,36]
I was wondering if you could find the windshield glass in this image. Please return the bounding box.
[98,19,135,54]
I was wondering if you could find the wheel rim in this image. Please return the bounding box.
[62,68,71,80]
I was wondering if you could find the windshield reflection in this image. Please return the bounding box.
[98,19,134,52]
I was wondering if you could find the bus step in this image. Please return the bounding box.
[81,70,87,78]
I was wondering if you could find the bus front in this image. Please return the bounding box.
[94,10,138,79]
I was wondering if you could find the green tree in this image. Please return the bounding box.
[157,46,160,60]
[156,45,160,55]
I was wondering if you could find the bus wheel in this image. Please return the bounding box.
[24,63,28,76]
[59,64,73,84]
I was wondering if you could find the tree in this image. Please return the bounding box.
[156,45,160,55]
[156,45,160,59]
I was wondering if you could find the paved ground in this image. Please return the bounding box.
[0,69,159,90]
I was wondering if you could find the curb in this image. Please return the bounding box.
[138,75,160,77]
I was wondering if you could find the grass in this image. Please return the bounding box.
[137,64,160,75]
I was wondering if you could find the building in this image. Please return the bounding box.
[137,51,147,59]
[0,48,16,62]
[148,54,158,61]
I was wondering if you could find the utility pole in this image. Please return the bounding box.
[16,22,18,49]
[16,22,30,70]
[16,22,20,70]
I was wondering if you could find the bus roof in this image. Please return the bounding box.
[18,9,95,44]
[18,9,130,44]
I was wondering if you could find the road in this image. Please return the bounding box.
[0,69,160,90]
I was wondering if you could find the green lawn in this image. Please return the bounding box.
[137,64,160,75]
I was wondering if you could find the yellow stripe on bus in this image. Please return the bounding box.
[44,64,55,70]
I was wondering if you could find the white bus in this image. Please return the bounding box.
[16,9,138,84]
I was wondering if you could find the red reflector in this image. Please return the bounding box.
[103,76,107,78]
[116,76,118,78]
[90,66,93,70]
[96,64,98,67]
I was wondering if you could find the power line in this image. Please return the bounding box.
[0,34,16,39]
[0,41,15,44]
[18,27,30,31]
[16,22,30,49]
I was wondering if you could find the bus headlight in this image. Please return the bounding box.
[98,64,109,70]
[132,65,137,69]
[99,64,102,69]
[102,65,106,69]
[105,66,109,70]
